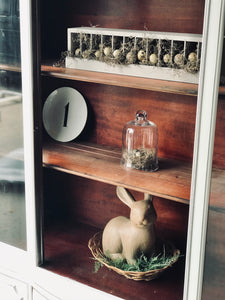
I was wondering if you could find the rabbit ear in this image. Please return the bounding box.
[144,193,153,201]
[116,186,136,208]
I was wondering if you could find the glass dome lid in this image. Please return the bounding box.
[121,110,159,172]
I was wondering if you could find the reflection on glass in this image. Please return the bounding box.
[202,54,225,298]
[0,0,26,250]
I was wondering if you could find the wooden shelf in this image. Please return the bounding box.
[210,168,225,212]
[219,85,225,95]
[43,141,225,210]
[43,141,192,204]
[41,64,199,96]
[41,64,225,96]
[0,64,21,73]
[42,221,185,300]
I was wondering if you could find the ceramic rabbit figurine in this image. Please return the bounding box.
[102,186,157,265]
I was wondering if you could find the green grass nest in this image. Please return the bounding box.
[88,231,180,281]
[94,250,179,273]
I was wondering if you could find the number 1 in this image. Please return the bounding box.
[63,102,69,127]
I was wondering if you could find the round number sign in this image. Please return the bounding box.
[43,87,88,142]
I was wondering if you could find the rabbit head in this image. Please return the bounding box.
[116,186,157,228]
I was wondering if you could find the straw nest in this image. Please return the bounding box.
[88,231,180,281]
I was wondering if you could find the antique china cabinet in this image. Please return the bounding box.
[0,0,224,299]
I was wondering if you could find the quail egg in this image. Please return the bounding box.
[104,47,112,56]
[137,50,146,61]
[188,52,197,62]
[149,53,158,64]
[163,53,171,64]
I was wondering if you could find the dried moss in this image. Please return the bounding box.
[121,148,158,171]
[93,244,180,274]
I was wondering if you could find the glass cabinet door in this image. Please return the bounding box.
[183,1,225,299]
[201,43,225,299]
[0,0,26,250]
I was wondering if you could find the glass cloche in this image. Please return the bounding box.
[121,110,159,171]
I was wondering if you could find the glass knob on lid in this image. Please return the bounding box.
[121,110,159,171]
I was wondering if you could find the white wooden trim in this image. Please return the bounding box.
[183,0,225,299]
[0,242,28,272]
[66,57,200,84]
[33,267,122,300]
[0,271,29,300]
[19,0,38,266]
[0,0,37,271]
[67,27,202,41]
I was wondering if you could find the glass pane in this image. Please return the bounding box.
[0,0,26,250]
[202,41,225,299]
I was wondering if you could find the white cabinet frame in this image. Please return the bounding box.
[184,0,225,299]
[20,0,37,266]
[1,0,225,299]
[0,0,36,272]
[0,0,39,272]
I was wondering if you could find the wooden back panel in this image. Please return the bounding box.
[40,0,205,60]
[44,169,189,251]
[41,77,225,168]
[41,77,197,163]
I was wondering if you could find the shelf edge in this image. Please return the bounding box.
[41,64,199,96]
[42,141,192,205]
